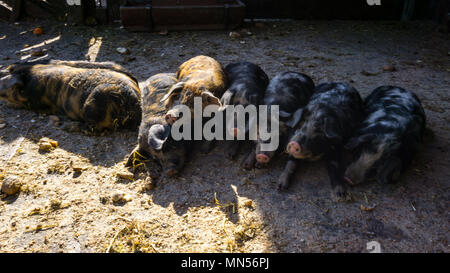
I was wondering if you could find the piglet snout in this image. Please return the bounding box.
[229,128,240,137]
[344,176,354,185]
[287,141,301,156]
[256,153,270,164]
[165,113,177,125]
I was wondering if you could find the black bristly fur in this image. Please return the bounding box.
[344,86,426,185]
[280,82,364,199]
[244,71,315,170]
[221,62,269,159]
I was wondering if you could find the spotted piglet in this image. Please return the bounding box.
[280,82,364,200]
[243,71,315,169]
[344,86,426,186]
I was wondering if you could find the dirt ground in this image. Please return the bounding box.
[0,19,448,253]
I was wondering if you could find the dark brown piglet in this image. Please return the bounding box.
[0,60,141,132]
[160,55,227,124]
[126,73,192,177]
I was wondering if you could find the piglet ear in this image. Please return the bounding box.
[202,91,221,107]
[323,117,342,141]
[148,124,171,151]
[285,108,304,128]
[160,82,184,103]
[220,89,234,107]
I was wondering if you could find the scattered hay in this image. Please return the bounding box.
[214,192,236,214]
[106,220,159,253]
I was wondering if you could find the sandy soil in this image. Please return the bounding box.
[0,19,448,253]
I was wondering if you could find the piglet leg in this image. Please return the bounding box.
[242,149,256,170]
[278,157,299,190]
[225,141,241,159]
[325,147,347,201]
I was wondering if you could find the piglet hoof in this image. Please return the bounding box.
[242,159,254,170]
[277,176,290,191]
[277,182,289,191]
[331,185,348,202]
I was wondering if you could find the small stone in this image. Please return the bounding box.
[159,29,168,36]
[0,123,6,129]
[99,196,109,204]
[116,47,130,55]
[229,31,241,39]
[49,198,62,210]
[111,192,125,203]
[116,171,134,181]
[39,142,53,152]
[243,200,253,208]
[49,115,60,125]
[72,166,84,172]
[382,65,396,72]
[1,175,21,195]
[123,194,132,202]
[111,192,132,203]
[143,178,155,191]
[33,27,44,35]
[30,48,46,57]
[38,137,58,152]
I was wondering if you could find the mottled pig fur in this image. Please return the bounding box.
[220,61,269,159]
[280,82,364,199]
[344,86,426,185]
[0,59,141,132]
[243,71,315,169]
[126,73,193,177]
[161,55,227,123]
